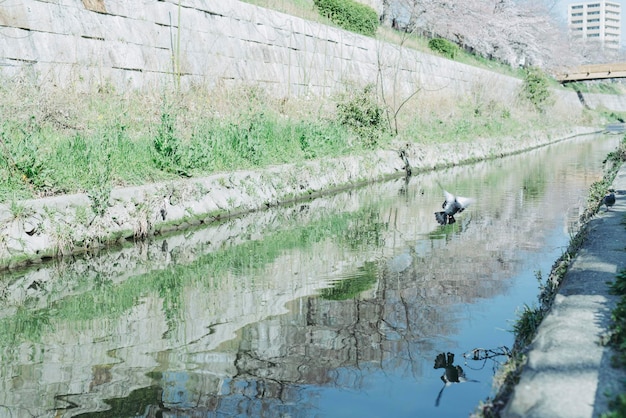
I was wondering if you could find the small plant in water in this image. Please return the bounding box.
[52,222,73,256]
[512,303,543,347]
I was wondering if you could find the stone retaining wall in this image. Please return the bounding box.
[0,0,622,111]
[583,92,626,112]
[0,0,564,106]
[0,0,493,95]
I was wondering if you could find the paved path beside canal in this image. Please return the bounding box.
[503,164,626,418]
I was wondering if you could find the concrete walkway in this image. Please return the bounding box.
[503,164,626,418]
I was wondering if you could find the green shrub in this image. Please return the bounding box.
[336,84,388,148]
[520,67,552,112]
[0,120,57,195]
[428,38,458,59]
[314,0,379,36]
[152,111,187,176]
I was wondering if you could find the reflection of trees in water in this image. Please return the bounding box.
[434,352,479,407]
[180,378,313,417]
[161,248,511,413]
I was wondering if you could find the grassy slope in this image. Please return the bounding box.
[0,60,605,206]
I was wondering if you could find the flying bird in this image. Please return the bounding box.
[602,189,616,211]
[435,189,473,225]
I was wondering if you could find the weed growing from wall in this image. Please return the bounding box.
[153,110,184,175]
[9,200,31,221]
[520,67,552,112]
[336,84,388,148]
[87,125,121,216]
[87,171,111,218]
[51,221,74,256]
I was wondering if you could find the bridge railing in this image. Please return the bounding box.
[556,63,626,82]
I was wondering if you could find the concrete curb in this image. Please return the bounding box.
[503,164,626,418]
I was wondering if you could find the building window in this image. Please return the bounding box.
[587,18,600,22]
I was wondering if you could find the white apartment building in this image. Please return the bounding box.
[568,0,621,49]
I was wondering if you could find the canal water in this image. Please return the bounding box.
[0,133,619,418]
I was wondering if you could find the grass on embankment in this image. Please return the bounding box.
[0,68,608,207]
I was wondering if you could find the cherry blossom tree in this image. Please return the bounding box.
[379,0,587,70]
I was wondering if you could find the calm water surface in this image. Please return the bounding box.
[0,134,619,418]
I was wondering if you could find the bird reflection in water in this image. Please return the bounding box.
[433,352,479,407]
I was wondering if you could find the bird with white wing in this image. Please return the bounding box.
[434,189,474,225]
